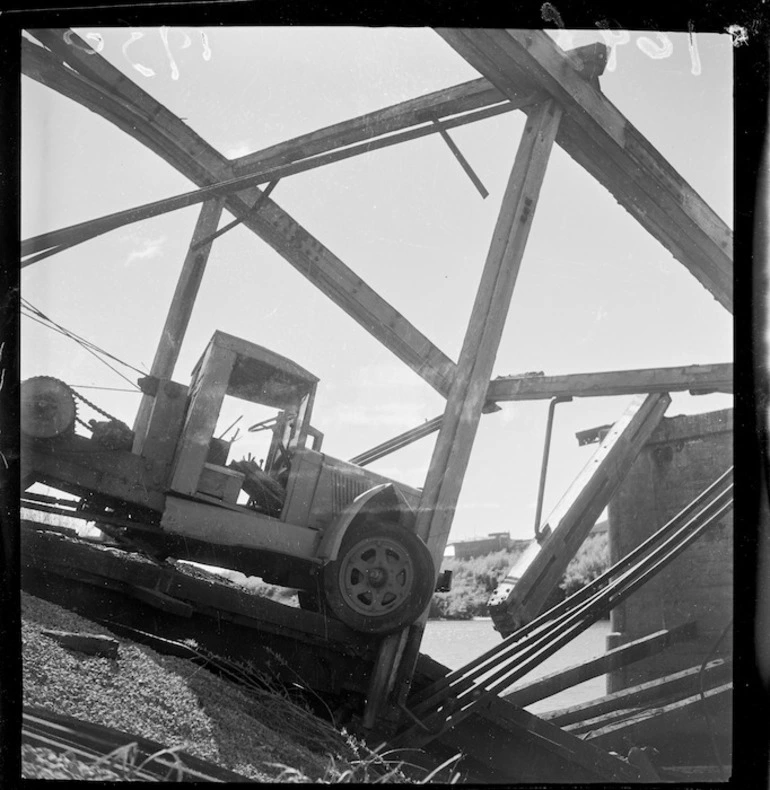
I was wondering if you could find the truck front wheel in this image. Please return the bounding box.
[322,520,435,635]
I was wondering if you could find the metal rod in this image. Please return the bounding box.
[349,415,443,466]
[533,395,572,541]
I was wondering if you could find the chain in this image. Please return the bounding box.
[69,384,124,424]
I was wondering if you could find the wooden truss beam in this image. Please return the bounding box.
[364,99,564,727]
[25,47,608,263]
[22,31,456,398]
[20,101,528,263]
[486,362,733,401]
[435,29,733,312]
[231,77,534,175]
[229,43,606,178]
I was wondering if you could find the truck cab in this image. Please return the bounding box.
[23,331,435,634]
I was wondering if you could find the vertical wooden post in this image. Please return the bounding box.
[132,198,225,441]
[363,100,563,728]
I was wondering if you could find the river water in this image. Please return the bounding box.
[421,618,611,716]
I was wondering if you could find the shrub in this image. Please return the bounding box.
[559,532,610,597]
[431,534,610,620]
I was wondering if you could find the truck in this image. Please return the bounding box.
[20,330,436,635]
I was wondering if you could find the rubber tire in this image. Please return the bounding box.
[322,520,435,635]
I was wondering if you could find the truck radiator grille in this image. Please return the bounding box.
[331,472,370,516]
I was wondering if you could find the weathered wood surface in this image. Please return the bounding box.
[132,199,224,443]
[20,104,511,263]
[21,524,369,655]
[581,682,733,752]
[435,29,733,312]
[366,99,564,726]
[21,524,640,783]
[490,392,671,636]
[41,630,119,659]
[502,622,697,709]
[21,435,167,512]
[409,654,640,783]
[487,362,733,401]
[232,77,527,174]
[542,657,731,728]
[230,42,606,177]
[22,31,457,399]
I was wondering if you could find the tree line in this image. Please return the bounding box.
[429,532,609,620]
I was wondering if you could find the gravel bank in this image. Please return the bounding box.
[21,592,386,782]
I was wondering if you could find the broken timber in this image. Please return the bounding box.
[542,658,732,729]
[20,28,734,757]
[502,622,697,709]
[580,682,733,754]
[435,29,733,312]
[21,523,376,695]
[489,392,671,636]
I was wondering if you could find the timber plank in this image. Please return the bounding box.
[417,98,563,566]
[41,630,119,658]
[542,658,731,728]
[410,655,639,783]
[232,78,517,174]
[490,393,671,636]
[487,362,733,401]
[230,44,604,178]
[582,682,733,752]
[502,622,697,709]
[20,526,371,654]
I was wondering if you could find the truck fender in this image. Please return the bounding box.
[316,483,416,562]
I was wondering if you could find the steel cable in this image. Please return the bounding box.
[408,467,733,714]
[400,470,733,743]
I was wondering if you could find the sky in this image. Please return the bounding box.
[20,27,734,544]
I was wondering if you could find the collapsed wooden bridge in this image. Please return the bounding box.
[21,457,732,782]
[19,26,733,782]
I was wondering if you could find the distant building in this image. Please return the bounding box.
[591,519,608,536]
[449,532,532,560]
[449,519,606,560]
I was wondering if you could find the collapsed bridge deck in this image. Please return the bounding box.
[21,522,642,783]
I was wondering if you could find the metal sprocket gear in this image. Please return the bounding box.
[20,376,77,439]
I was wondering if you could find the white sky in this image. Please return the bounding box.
[21,27,733,542]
